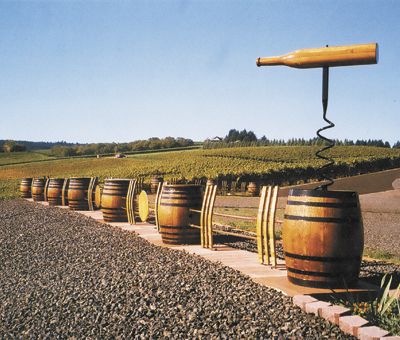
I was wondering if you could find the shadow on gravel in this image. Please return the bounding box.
[360,260,400,288]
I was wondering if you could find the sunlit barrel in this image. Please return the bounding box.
[158,184,202,245]
[68,177,91,211]
[101,179,130,222]
[31,178,46,201]
[150,176,163,194]
[247,182,259,196]
[282,189,364,288]
[20,178,33,198]
[47,178,65,206]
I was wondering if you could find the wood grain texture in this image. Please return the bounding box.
[282,189,364,288]
[101,179,130,222]
[247,182,259,196]
[68,177,91,211]
[158,184,202,245]
[47,178,64,206]
[257,43,378,68]
[31,178,46,202]
[150,176,163,194]
[20,178,33,198]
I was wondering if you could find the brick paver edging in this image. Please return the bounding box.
[293,294,399,339]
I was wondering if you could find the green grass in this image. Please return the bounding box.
[0,179,19,200]
[364,248,400,264]
[0,151,55,166]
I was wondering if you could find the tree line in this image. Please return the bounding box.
[0,140,76,152]
[203,129,398,149]
[50,137,194,157]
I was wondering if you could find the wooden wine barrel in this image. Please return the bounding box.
[158,184,202,245]
[68,177,91,211]
[206,179,215,186]
[150,176,163,194]
[282,189,364,288]
[20,178,33,198]
[101,179,130,222]
[247,182,259,196]
[31,178,46,201]
[47,178,65,206]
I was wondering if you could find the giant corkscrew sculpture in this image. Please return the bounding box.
[257,43,378,189]
[257,43,379,288]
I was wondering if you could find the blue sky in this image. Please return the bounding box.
[0,0,399,143]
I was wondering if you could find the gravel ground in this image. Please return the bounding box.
[360,190,400,258]
[362,211,400,258]
[0,200,353,338]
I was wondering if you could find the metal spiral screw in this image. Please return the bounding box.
[315,66,335,190]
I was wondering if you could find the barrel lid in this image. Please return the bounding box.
[288,189,358,199]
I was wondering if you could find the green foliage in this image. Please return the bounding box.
[49,137,194,157]
[224,129,258,143]
[377,275,399,316]
[0,140,77,151]
[204,134,394,149]
[332,275,400,335]
[364,248,397,263]
[1,140,27,152]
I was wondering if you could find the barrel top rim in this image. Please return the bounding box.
[70,177,92,180]
[288,189,358,198]
[49,177,65,180]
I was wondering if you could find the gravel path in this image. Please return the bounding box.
[362,211,400,258]
[0,200,353,338]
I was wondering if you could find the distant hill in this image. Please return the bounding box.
[0,140,80,151]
